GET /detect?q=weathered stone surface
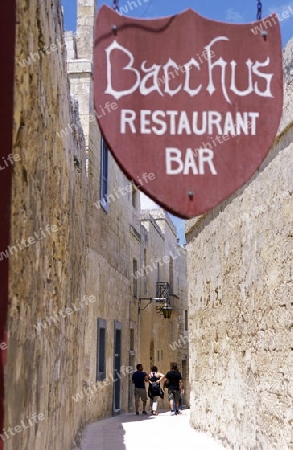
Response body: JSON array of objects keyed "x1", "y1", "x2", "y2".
[
  {"x1": 76, "y1": 0, "x2": 96, "y2": 60},
  {"x1": 186, "y1": 38, "x2": 293, "y2": 450},
  {"x1": 8, "y1": 0, "x2": 141, "y2": 444},
  {"x1": 280, "y1": 37, "x2": 293, "y2": 132},
  {"x1": 188, "y1": 145, "x2": 292, "y2": 448},
  {"x1": 187, "y1": 153, "x2": 293, "y2": 449},
  {"x1": 6, "y1": 0, "x2": 88, "y2": 449},
  {"x1": 6, "y1": 1, "x2": 188, "y2": 449}
]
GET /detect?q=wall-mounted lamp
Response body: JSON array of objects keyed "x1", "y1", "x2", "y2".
[
  {"x1": 138, "y1": 297, "x2": 173, "y2": 319},
  {"x1": 159, "y1": 300, "x2": 173, "y2": 319}
]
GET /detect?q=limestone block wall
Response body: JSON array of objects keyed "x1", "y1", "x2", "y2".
[
  {"x1": 6, "y1": 0, "x2": 89, "y2": 449},
  {"x1": 279, "y1": 39, "x2": 293, "y2": 133},
  {"x1": 67, "y1": 44, "x2": 142, "y2": 423},
  {"x1": 174, "y1": 245, "x2": 190, "y2": 407},
  {"x1": 79, "y1": 160, "x2": 141, "y2": 422},
  {"x1": 186, "y1": 39, "x2": 293, "y2": 450},
  {"x1": 5, "y1": 1, "x2": 187, "y2": 447},
  {"x1": 65, "y1": 0, "x2": 145, "y2": 422}
]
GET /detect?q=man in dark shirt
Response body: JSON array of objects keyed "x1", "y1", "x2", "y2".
[
  {"x1": 132, "y1": 363, "x2": 148, "y2": 415},
  {"x1": 164, "y1": 363, "x2": 184, "y2": 415}
]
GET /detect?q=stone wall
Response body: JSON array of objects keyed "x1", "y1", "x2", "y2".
[
  {"x1": 6, "y1": 0, "x2": 89, "y2": 449},
  {"x1": 65, "y1": 0, "x2": 143, "y2": 423},
  {"x1": 6, "y1": 1, "x2": 189, "y2": 448},
  {"x1": 7, "y1": 0, "x2": 141, "y2": 446},
  {"x1": 186, "y1": 39, "x2": 293, "y2": 450}
]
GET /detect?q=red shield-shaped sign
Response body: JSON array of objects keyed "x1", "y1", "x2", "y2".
[{"x1": 94, "y1": 6, "x2": 283, "y2": 219}]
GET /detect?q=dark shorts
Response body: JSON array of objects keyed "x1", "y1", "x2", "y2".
[{"x1": 168, "y1": 389, "x2": 181, "y2": 402}]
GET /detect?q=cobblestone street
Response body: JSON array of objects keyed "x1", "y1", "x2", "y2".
[{"x1": 81, "y1": 410, "x2": 225, "y2": 450}]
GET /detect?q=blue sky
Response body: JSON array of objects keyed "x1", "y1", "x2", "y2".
[
  {"x1": 62, "y1": 0, "x2": 293, "y2": 46},
  {"x1": 61, "y1": 0, "x2": 292, "y2": 243}
]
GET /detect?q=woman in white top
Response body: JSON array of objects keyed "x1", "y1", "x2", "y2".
[{"x1": 148, "y1": 365, "x2": 165, "y2": 415}]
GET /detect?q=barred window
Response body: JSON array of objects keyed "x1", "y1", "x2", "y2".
[
  {"x1": 100, "y1": 137, "x2": 109, "y2": 212},
  {"x1": 96, "y1": 318, "x2": 107, "y2": 381}
]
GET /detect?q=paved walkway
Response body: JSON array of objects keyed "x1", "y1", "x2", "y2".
[{"x1": 81, "y1": 410, "x2": 225, "y2": 450}]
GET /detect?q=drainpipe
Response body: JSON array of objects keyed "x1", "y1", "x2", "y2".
[{"x1": 0, "y1": 1, "x2": 16, "y2": 448}]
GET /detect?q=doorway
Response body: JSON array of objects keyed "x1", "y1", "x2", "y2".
[{"x1": 113, "y1": 321, "x2": 122, "y2": 414}]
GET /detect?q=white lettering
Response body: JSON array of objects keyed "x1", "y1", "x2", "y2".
[
  {"x1": 192, "y1": 112, "x2": 207, "y2": 135},
  {"x1": 208, "y1": 111, "x2": 222, "y2": 135},
  {"x1": 163, "y1": 59, "x2": 182, "y2": 96},
  {"x1": 140, "y1": 110, "x2": 151, "y2": 134},
  {"x1": 120, "y1": 109, "x2": 260, "y2": 136},
  {"x1": 166, "y1": 110, "x2": 178, "y2": 135},
  {"x1": 121, "y1": 109, "x2": 136, "y2": 133},
  {"x1": 183, "y1": 58, "x2": 202, "y2": 96},
  {"x1": 177, "y1": 111, "x2": 191, "y2": 135},
  {"x1": 152, "y1": 110, "x2": 167, "y2": 135},
  {"x1": 198, "y1": 149, "x2": 217, "y2": 175},
  {"x1": 105, "y1": 40, "x2": 140, "y2": 100},
  {"x1": 183, "y1": 148, "x2": 199, "y2": 174},
  {"x1": 235, "y1": 112, "x2": 248, "y2": 135},
  {"x1": 140, "y1": 61, "x2": 164, "y2": 96},
  {"x1": 205, "y1": 36, "x2": 230, "y2": 103},
  {"x1": 248, "y1": 112, "x2": 259, "y2": 135},
  {"x1": 230, "y1": 59, "x2": 253, "y2": 96},
  {"x1": 165, "y1": 147, "x2": 217, "y2": 175},
  {"x1": 166, "y1": 148, "x2": 184, "y2": 175},
  {"x1": 252, "y1": 58, "x2": 273, "y2": 98},
  {"x1": 104, "y1": 39, "x2": 274, "y2": 103},
  {"x1": 223, "y1": 112, "x2": 236, "y2": 135}
]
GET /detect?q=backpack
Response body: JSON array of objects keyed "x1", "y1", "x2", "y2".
[{"x1": 150, "y1": 372, "x2": 160, "y2": 396}]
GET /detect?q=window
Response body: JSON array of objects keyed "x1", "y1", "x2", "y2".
[
  {"x1": 150, "y1": 340, "x2": 154, "y2": 363},
  {"x1": 184, "y1": 310, "x2": 188, "y2": 331},
  {"x1": 143, "y1": 249, "x2": 147, "y2": 294},
  {"x1": 96, "y1": 318, "x2": 107, "y2": 381},
  {"x1": 114, "y1": 322, "x2": 122, "y2": 411},
  {"x1": 169, "y1": 257, "x2": 173, "y2": 294},
  {"x1": 100, "y1": 137, "x2": 109, "y2": 212},
  {"x1": 130, "y1": 329, "x2": 134, "y2": 352},
  {"x1": 157, "y1": 262, "x2": 160, "y2": 282},
  {"x1": 133, "y1": 259, "x2": 138, "y2": 298},
  {"x1": 132, "y1": 184, "x2": 137, "y2": 208}
]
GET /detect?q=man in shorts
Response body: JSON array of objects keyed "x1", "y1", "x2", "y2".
[
  {"x1": 165, "y1": 363, "x2": 184, "y2": 415},
  {"x1": 132, "y1": 363, "x2": 148, "y2": 415}
]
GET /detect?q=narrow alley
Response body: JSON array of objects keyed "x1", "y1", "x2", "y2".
[
  {"x1": 1, "y1": 0, "x2": 292, "y2": 449},
  {"x1": 81, "y1": 410, "x2": 225, "y2": 450}
]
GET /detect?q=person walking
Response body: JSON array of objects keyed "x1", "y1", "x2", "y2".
[
  {"x1": 148, "y1": 366, "x2": 164, "y2": 415},
  {"x1": 132, "y1": 363, "x2": 148, "y2": 415},
  {"x1": 164, "y1": 362, "x2": 184, "y2": 415}
]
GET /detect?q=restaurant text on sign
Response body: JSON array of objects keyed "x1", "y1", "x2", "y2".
[
  {"x1": 120, "y1": 111, "x2": 259, "y2": 136},
  {"x1": 94, "y1": 7, "x2": 283, "y2": 218},
  {"x1": 105, "y1": 36, "x2": 269, "y2": 176}
]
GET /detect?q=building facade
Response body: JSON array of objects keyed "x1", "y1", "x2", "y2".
[
  {"x1": 64, "y1": 0, "x2": 143, "y2": 426},
  {"x1": 138, "y1": 210, "x2": 189, "y2": 409}
]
